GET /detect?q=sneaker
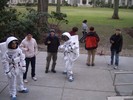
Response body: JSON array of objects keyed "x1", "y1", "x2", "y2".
[
  {"x1": 68, "y1": 76, "x2": 74, "y2": 82},
  {"x1": 86, "y1": 63, "x2": 90, "y2": 66},
  {"x1": 62, "y1": 71, "x2": 67, "y2": 75},
  {"x1": 114, "y1": 66, "x2": 118, "y2": 70},
  {"x1": 51, "y1": 69, "x2": 56, "y2": 73},
  {"x1": 23, "y1": 79, "x2": 28, "y2": 83},
  {"x1": 32, "y1": 77, "x2": 37, "y2": 81},
  {"x1": 108, "y1": 63, "x2": 113, "y2": 66},
  {"x1": 11, "y1": 95, "x2": 17, "y2": 100},
  {"x1": 19, "y1": 88, "x2": 29, "y2": 93},
  {"x1": 91, "y1": 63, "x2": 95, "y2": 66},
  {"x1": 45, "y1": 70, "x2": 49, "y2": 73}
]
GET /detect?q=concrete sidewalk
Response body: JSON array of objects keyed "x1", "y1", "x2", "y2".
[{"x1": 0, "y1": 51, "x2": 133, "y2": 100}]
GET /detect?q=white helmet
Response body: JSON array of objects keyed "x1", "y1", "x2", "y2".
[
  {"x1": 6, "y1": 36, "x2": 18, "y2": 49},
  {"x1": 62, "y1": 32, "x2": 71, "y2": 39}
]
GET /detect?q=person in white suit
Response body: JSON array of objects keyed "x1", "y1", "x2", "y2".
[
  {"x1": 59, "y1": 32, "x2": 79, "y2": 82},
  {"x1": 1, "y1": 36, "x2": 28, "y2": 100},
  {"x1": 0, "y1": 42, "x2": 6, "y2": 58}
]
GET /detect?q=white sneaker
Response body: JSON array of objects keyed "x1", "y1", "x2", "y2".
[
  {"x1": 32, "y1": 77, "x2": 37, "y2": 81},
  {"x1": 23, "y1": 79, "x2": 28, "y2": 83},
  {"x1": 114, "y1": 66, "x2": 118, "y2": 70}
]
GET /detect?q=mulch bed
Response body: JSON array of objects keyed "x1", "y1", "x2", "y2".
[{"x1": 123, "y1": 27, "x2": 133, "y2": 38}]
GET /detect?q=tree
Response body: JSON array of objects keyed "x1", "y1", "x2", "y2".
[
  {"x1": 112, "y1": 0, "x2": 119, "y2": 19},
  {"x1": 37, "y1": 0, "x2": 48, "y2": 27},
  {"x1": 93, "y1": 0, "x2": 96, "y2": 7},
  {"x1": 127, "y1": 0, "x2": 130, "y2": 9},
  {"x1": 56, "y1": 0, "x2": 61, "y2": 13},
  {"x1": 73, "y1": 0, "x2": 77, "y2": 7},
  {"x1": 109, "y1": 0, "x2": 113, "y2": 8}
]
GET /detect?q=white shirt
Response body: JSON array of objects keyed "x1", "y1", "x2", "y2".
[
  {"x1": 20, "y1": 37, "x2": 38, "y2": 58},
  {"x1": 82, "y1": 23, "x2": 88, "y2": 32}
]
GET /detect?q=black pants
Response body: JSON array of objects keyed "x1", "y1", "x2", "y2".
[
  {"x1": 46, "y1": 52, "x2": 57, "y2": 71},
  {"x1": 79, "y1": 31, "x2": 87, "y2": 43},
  {"x1": 23, "y1": 56, "x2": 36, "y2": 79}
]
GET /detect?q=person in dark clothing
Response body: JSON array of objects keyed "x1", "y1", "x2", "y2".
[
  {"x1": 69, "y1": 27, "x2": 78, "y2": 36},
  {"x1": 109, "y1": 29, "x2": 123, "y2": 69},
  {"x1": 85, "y1": 26, "x2": 100, "y2": 66},
  {"x1": 44, "y1": 29, "x2": 60, "y2": 73}
]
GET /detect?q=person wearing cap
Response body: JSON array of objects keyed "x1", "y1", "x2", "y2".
[
  {"x1": 2, "y1": 36, "x2": 29, "y2": 100},
  {"x1": 44, "y1": 29, "x2": 60, "y2": 73},
  {"x1": 20, "y1": 32, "x2": 38, "y2": 83},
  {"x1": 59, "y1": 32, "x2": 79, "y2": 82}
]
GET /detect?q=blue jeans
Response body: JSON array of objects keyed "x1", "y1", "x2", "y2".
[
  {"x1": 23, "y1": 56, "x2": 36, "y2": 79},
  {"x1": 111, "y1": 50, "x2": 119, "y2": 66}
]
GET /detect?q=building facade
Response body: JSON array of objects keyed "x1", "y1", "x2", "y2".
[{"x1": 9, "y1": 0, "x2": 133, "y2": 7}]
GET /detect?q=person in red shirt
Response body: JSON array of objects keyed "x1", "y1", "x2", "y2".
[{"x1": 69, "y1": 27, "x2": 78, "y2": 36}]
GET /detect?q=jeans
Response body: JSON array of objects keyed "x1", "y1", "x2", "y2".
[
  {"x1": 23, "y1": 56, "x2": 36, "y2": 79},
  {"x1": 111, "y1": 50, "x2": 119, "y2": 66}
]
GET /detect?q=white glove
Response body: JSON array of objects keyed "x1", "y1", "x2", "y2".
[
  {"x1": 7, "y1": 72, "x2": 12, "y2": 79},
  {"x1": 21, "y1": 66, "x2": 26, "y2": 73}
]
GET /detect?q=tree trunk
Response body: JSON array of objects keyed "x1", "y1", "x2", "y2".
[
  {"x1": 109, "y1": 0, "x2": 113, "y2": 8},
  {"x1": 73, "y1": 0, "x2": 77, "y2": 7},
  {"x1": 56, "y1": 0, "x2": 61, "y2": 13},
  {"x1": 127, "y1": 0, "x2": 130, "y2": 9},
  {"x1": 112, "y1": 0, "x2": 119, "y2": 19},
  {"x1": 38, "y1": 0, "x2": 48, "y2": 26},
  {"x1": 93, "y1": 0, "x2": 96, "y2": 8}
]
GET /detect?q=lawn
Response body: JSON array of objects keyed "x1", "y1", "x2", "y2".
[{"x1": 16, "y1": 6, "x2": 133, "y2": 55}]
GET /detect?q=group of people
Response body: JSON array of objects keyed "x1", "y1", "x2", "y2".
[
  {"x1": 0, "y1": 30, "x2": 80, "y2": 100},
  {"x1": 0, "y1": 33, "x2": 38, "y2": 100},
  {"x1": 44, "y1": 29, "x2": 79, "y2": 82},
  {"x1": 80, "y1": 19, "x2": 123, "y2": 69},
  {"x1": 0, "y1": 19, "x2": 123, "y2": 100}
]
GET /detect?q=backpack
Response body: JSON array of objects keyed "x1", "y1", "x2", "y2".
[{"x1": 85, "y1": 36, "x2": 98, "y2": 50}]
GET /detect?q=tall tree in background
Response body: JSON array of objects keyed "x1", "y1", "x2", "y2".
[
  {"x1": 109, "y1": 0, "x2": 113, "y2": 8},
  {"x1": 73, "y1": 0, "x2": 77, "y2": 7},
  {"x1": 56, "y1": 0, "x2": 61, "y2": 13},
  {"x1": 38, "y1": 0, "x2": 48, "y2": 26},
  {"x1": 112, "y1": 0, "x2": 119, "y2": 19},
  {"x1": 127, "y1": 0, "x2": 130, "y2": 8},
  {"x1": 93, "y1": 0, "x2": 96, "y2": 7}
]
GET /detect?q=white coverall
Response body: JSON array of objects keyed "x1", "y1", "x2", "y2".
[
  {"x1": 0, "y1": 42, "x2": 6, "y2": 58},
  {"x1": 1, "y1": 37, "x2": 27, "y2": 97},
  {"x1": 59, "y1": 32, "x2": 79, "y2": 82}
]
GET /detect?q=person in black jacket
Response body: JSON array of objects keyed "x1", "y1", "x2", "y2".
[
  {"x1": 109, "y1": 29, "x2": 123, "y2": 69},
  {"x1": 44, "y1": 29, "x2": 60, "y2": 73}
]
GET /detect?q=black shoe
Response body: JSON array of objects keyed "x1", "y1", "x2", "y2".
[
  {"x1": 91, "y1": 63, "x2": 95, "y2": 66},
  {"x1": 51, "y1": 70, "x2": 56, "y2": 73},
  {"x1": 45, "y1": 70, "x2": 49, "y2": 73},
  {"x1": 86, "y1": 63, "x2": 90, "y2": 66}
]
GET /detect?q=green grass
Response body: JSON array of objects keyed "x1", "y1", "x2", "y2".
[{"x1": 16, "y1": 6, "x2": 133, "y2": 49}]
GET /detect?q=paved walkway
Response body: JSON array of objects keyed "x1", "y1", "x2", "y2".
[{"x1": 0, "y1": 51, "x2": 133, "y2": 100}]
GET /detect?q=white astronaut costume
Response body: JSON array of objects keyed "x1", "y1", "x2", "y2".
[
  {"x1": 0, "y1": 42, "x2": 6, "y2": 58},
  {"x1": 59, "y1": 32, "x2": 79, "y2": 82},
  {"x1": 1, "y1": 37, "x2": 28, "y2": 100}
]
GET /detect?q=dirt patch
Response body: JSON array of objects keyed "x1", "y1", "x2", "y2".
[{"x1": 123, "y1": 27, "x2": 133, "y2": 38}]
